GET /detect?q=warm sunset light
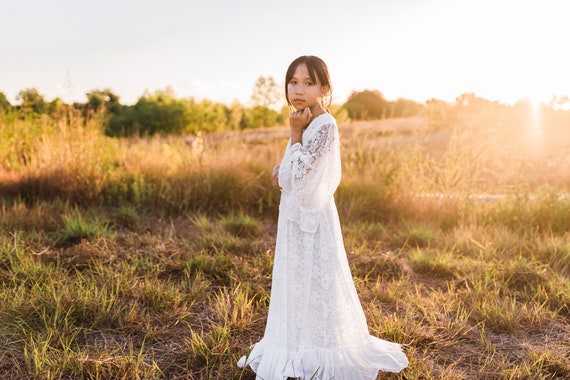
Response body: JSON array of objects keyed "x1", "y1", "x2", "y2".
[
  {"x1": 1, "y1": 0, "x2": 569, "y2": 106},
  {"x1": 525, "y1": 96, "x2": 543, "y2": 151},
  {"x1": 3, "y1": 2, "x2": 570, "y2": 378}
]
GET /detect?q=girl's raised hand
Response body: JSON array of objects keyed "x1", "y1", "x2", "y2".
[
  {"x1": 289, "y1": 107, "x2": 312, "y2": 144},
  {"x1": 290, "y1": 107, "x2": 313, "y2": 132}
]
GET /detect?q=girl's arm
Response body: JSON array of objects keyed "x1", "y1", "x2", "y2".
[
  {"x1": 278, "y1": 121, "x2": 337, "y2": 198},
  {"x1": 278, "y1": 119, "x2": 340, "y2": 233},
  {"x1": 273, "y1": 107, "x2": 314, "y2": 190}
]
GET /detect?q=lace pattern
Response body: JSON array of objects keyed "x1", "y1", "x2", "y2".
[{"x1": 278, "y1": 114, "x2": 341, "y2": 233}]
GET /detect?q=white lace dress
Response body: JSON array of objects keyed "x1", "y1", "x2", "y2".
[{"x1": 238, "y1": 113, "x2": 408, "y2": 379}]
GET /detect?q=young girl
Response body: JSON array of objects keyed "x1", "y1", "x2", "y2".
[{"x1": 238, "y1": 56, "x2": 408, "y2": 379}]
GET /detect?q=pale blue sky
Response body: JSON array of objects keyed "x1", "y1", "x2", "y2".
[{"x1": 1, "y1": 0, "x2": 568, "y2": 105}]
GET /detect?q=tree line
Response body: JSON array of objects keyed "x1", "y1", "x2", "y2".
[{"x1": 0, "y1": 77, "x2": 428, "y2": 137}]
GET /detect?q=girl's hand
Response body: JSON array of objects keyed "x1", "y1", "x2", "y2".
[
  {"x1": 289, "y1": 107, "x2": 313, "y2": 144},
  {"x1": 272, "y1": 164, "x2": 281, "y2": 190},
  {"x1": 290, "y1": 107, "x2": 313, "y2": 131}
]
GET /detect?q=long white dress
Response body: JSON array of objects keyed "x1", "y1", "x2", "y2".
[{"x1": 238, "y1": 113, "x2": 408, "y2": 379}]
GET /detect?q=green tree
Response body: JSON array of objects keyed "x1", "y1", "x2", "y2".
[
  {"x1": 86, "y1": 89, "x2": 122, "y2": 115},
  {"x1": 241, "y1": 76, "x2": 284, "y2": 129},
  {"x1": 16, "y1": 88, "x2": 47, "y2": 114},
  {"x1": 343, "y1": 90, "x2": 389, "y2": 120},
  {"x1": 107, "y1": 89, "x2": 190, "y2": 136},
  {"x1": 251, "y1": 76, "x2": 282, "y2": 110},
  {"x1": 186, "y1": 98, "x2": 230, "y2": 134},
  {"x1": 227, "y1": 100, "x2": 245, "y2": 130},
  {"x1": 47, "y1": 97, "x2": 71, "y2": 119},
  {"x1": 0, "y1": 92, "x2": 11, "y2": 112},
  {"x1": 242, "y1": 106, "x2": 281, "y2": 129}
]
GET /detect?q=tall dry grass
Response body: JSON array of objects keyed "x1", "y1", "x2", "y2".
[
  {"x1": 0, "y1": 111, "x2": 281, "y2": 215},
  {"x1": 2, "y1": 107, "x2": 570, "y2": 222}
]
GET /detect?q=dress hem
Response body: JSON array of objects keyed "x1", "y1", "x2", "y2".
[{"x1": 237, "y1": 336, "x2": 408, "y2": 380}]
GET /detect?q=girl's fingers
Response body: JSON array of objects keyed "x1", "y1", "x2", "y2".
[{"x1": 291, "y1": 108, "x2": 312, "y2": 124}]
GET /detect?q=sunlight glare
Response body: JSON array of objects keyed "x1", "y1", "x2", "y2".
[{"x1": 525, "y1": 95, "x2": 543, "y2": 154}]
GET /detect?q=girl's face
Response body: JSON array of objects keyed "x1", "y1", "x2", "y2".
[{"x1": 287, "y1": 63, "x2": 328, "y2": 111}]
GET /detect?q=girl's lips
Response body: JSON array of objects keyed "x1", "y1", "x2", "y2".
[{"x1": 293, "y1": 99, "x2": 304, "y2": 103}]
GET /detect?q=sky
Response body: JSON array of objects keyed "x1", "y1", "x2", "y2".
[{"x1": 1, "y1": 0, "x2": 569, "y2": 106}]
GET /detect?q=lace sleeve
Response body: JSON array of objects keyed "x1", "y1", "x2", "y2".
[
  {"x1": 277, "y1": 119, "x2": 341, "y2": 233},
  {"x1": 279, "y1": 122, "x2": 336, "y2": 196}
]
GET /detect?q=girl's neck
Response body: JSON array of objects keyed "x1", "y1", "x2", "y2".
[{"x1": 309, "y1": 103, "x2": 327, "y2": 117}]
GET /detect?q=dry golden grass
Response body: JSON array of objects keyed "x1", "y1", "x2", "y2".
[{"x1": 1, "y1": 106, "x2": 569, "y2": 379}]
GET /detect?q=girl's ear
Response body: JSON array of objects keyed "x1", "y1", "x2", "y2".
[{"x1": 320, "y1": 85, "x2": 330, "y2": 96}]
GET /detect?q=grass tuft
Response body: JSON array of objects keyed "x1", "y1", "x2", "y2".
[
  {"x1": 220, "y1": 212, "x2": 261, "y2": 238},
  {"x1": 53, "y1": 210, "x2": 112, "y2": 247}
]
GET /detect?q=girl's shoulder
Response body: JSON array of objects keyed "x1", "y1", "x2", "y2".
[
  {"x1": 304, "y1": 113, "x2": 338, "y2": 141},
  {"x1": 314, "y1": 112, "x2": 336, "y2": 125},
  {"x1": 310, "y1": 112, "x2": 337, "y2": 131}
]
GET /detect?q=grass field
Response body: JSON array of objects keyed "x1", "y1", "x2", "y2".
[{"x1": 1, "y1": 107, "x2": 569, "y2": 379}]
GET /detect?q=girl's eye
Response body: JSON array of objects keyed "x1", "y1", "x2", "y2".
[{"x1": 305, "y1": 82, "x2": 313, "y2": 86}]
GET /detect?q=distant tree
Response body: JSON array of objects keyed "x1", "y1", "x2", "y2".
[
  {"x1": 425, "y1": 98, "x2": 456, "y2": 130},
  {"x1": 329, "y1": 104, "x2": 350, "y2": 125},
  {"x1": 549, "y1": 95, "x2": 570, "y2": 111},
  {"x1": 86, "y1": 89, "x2": 122, "y2": 115},
  {"x1": 186, "y1": 98, "x2": 230, "y2": 134},
  {"x1": 343, "y1": 90, "x2": 390, "y2": 120},
  {"x1": 227, "y1": 100, "x2": 245, "y2": 130},
  {"x1": 242, "y1": 105, "x2": 282, "y2": 129},
  {"x1": 455, "y1": 92, "x2": 497, "y2": 111},
  {"x1": 0, "y1": 92, "x2": 11, "y2": 112},
  {"x1": 251, "y1": 76, "x2": 282, "y2": 110},
  {"x1": 390, "y1": 98, "x2": 425, "y2": 118},
  {"x1": 47, "y1": 97, "x2": 71, "y2": 118},
  {"x1": 107, "y1": 89, "x2": 190, "y2": 136},
  {"x1": 105, "y1": 84, "x2": 287, "y2": 137},
  {"x1": 16, "y1": 88, "x2": 47, "y2": 114}
]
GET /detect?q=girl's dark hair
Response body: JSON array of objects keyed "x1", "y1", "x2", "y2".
[{"x1": 285, "y1": 55, "x2": 332, "y2": 108}]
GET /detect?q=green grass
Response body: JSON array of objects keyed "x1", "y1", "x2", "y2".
[
  {"x1": 1, "y1": 109, "x2": 569, "y2": 378},
  {"x1": 53, "y1": 209, "x2": 112, "y2": 246}
]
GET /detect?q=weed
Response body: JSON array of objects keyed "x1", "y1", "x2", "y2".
[
  {"x1": 53, "y1": 210, "x2": 112, "y2": 246},
  {"x1": 220, "y1": 212, "x2": 261, "y2": 238},
  {"x1": 408, "y1": 248, "x2": 457, "y2": 279}
]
